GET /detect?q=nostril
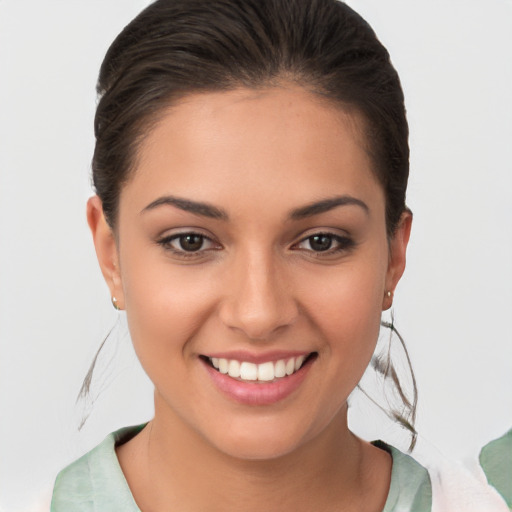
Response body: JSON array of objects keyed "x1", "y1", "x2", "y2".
[{"x1": 219, "y1": 302, "x2": 298, "y2": 340}]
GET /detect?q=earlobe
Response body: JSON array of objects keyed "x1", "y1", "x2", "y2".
[
  {"x1": 383, "y1": 210, "x2": 413, "y2": 311},
  {"x1": 86, "y1": 196, "x2": 124, "y2": 309}
]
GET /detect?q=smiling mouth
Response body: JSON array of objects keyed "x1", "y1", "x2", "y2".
[{"x1": 201, "y1": 353, "x2": 317, "y2": 382}]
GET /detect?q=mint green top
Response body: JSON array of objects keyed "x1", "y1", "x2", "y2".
[
  {"x1": 480, "y1": 428, "x2": 512, "y2": 508},
  {"x1": 51, "y1": 425, "x2": 432, "y2": 512}
]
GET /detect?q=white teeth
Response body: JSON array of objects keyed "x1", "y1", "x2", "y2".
[
  {"x1": 218, "y1": 358, "x2": 229, "y2": 374},
  {"x1": 208, "y1": 354, "x2": 310, "y2": 381},
  {"x1": 240, "y1": 362, "x2": 258, "y2": 380},
  {"x1": 258, "y1": 361, "x2": 275, "y2": 382},
  {"x1": 274, "y1": 359, "x2": 286, "y2": 378},
  {"x1": 228, "y1": 359, "x2": 240, "y2": 378},
  {"x1": 294, "y1": 355, "x2": 305, "y2": 371}
]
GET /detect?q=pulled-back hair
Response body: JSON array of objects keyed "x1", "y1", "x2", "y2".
[
  {"x1": 89, "y1": 0, "x2": 416, "y2": 447},
  {"x1": 93, "y1": 0, "x2": 409, "y2": 238}
]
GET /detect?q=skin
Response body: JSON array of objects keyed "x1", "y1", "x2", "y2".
[{"x1": 88, "y1": 86, "x2": 412, "y2": 511}]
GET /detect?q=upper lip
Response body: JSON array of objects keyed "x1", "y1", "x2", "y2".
[{"x1": 201, "y1": 350, "x2": 314, "y2": 364}]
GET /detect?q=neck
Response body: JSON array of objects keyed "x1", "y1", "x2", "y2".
[{"x1": 118, "y1": 393, "x2": 390, "y2": 512}]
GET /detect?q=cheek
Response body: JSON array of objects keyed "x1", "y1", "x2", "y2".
[
  {"x1": 301, "y1": 255, "x2": 387, "y2": 363},
  {"x1": 119, "y1": 248, "x2": 218, "y2": 364}
]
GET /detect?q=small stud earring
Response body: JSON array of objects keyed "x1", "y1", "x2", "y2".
[
  {"x1": 111, "y1": 296, "x2": 120, "y2": 311},
  {"x1": 386, "y1": 290, "x2": 393, "y2": 298}
]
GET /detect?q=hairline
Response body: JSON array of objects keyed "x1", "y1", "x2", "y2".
[{"x1": 104, "y1": 81, "x2": 385, "y2": 228}]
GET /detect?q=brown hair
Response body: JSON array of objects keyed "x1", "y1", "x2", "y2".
[
  {"x1": 93, "y1": 0, "x2": 409, "y2": 237},
  {"x1": 87, "y1": 0, "x2": 416, "y2": 447}
]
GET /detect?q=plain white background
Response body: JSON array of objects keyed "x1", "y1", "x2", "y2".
[{"x1": 0, "y1": 1, "x2": 511, "y2": 510}]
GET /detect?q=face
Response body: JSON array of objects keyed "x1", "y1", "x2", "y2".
[{"x1": 89, "y1": 86, "x2": 411, "y2": 460}]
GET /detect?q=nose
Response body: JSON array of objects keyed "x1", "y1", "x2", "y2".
[{"x1": 218, "y1": 249, "x2": 299, "y2": 340}]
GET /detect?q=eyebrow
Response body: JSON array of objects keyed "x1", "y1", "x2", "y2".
[
  {"x1": 141, "y1": 195, "x2": 228, "y2": 220},
  {"x1": 141, "y1": 194, "x2": 368, "y2": 221},
  {"x1": 289, "y1": 195, "x2": 369, "y2": 219}
]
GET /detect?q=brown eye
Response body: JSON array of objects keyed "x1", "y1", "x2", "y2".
[
  {"x1": 178, "y1": 234, "x2": 204, "y2": 251},
  {"x1": 158, "y1": 232, "x2": 219, "y2": 255},
  {"x1": 308, "y1": 234, "x2": 333, "y2": 252},
  {"x1": 294, "y1": 232, "x2": 355, "y2": 255}
]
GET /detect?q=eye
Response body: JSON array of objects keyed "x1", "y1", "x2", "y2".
[
  {"x1": 293, "y1": 232, "x2": 354, "y2": 254},
  {"x1": 174, "y1": 233, "x2": 207, "y2": 252},
  {"x1": 305, "y1": 234, "x2": 335, "y2": 252},
  {"x1": 157, "y1": 232, "x2": 220, "y2": 255}
]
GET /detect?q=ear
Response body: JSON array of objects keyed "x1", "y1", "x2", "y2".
[
  {"x1": 383, "y1": 210, "x2": 412, "y2": 311},
  {"x1": 87, "y1": 196, "x2": 124, "y2": 309}
]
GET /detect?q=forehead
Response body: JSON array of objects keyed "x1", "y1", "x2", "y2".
[{"x1": 123, "y1": 86, "x2": 383, "y2": 216}]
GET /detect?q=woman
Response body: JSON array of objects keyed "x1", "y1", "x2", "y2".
[{"x1": 52, "y1": 0, "x2": 429, "y2": 509}]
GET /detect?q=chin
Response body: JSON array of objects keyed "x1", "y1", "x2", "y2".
[
  {"x1": 217, "y1": 437, "x2": 300, "y2": 461},
  {"x1": 205, "y1": 417, "x2": 318, "y2": 461}
]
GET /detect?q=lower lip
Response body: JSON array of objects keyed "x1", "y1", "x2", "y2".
[{"x1": 203, "y1": 358, "x2": 313, "y2": 406}]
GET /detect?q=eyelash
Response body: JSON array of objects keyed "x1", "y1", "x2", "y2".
[
  {"x1": 157, "y1": 232, "x2": 221, "y2": 259},
  {"x1": 292, "y1": 232, "x2": 355, "y2": 256},
  {"x1": 156, "y1": 231, "x2": 355, "y2": 259}
]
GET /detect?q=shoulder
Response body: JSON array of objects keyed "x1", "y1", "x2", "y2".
[
  {"x1": 51, "y1": 425, "x2": 144, "y2": 512},
  {"x1": 373, "y1": 441, "x2": 432, "y2": 512},
  {"x1": 480, "y1": 428, "x2": 512, "y2": 508}
]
